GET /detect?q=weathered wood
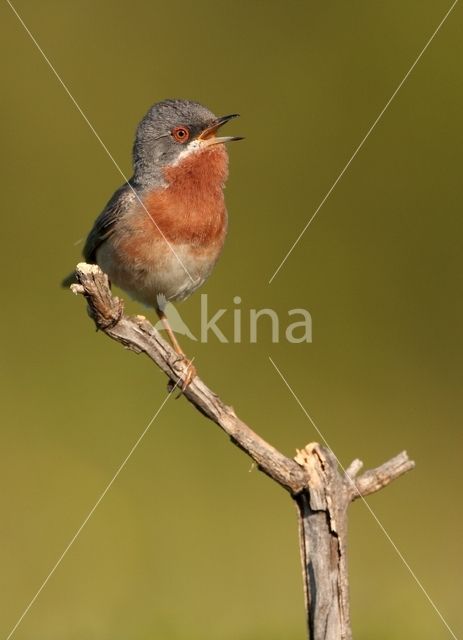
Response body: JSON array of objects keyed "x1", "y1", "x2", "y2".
[
  {"x1": 294, "y1": 444, "x2": 414, "y2": 639},
  {"x1": 71, "y1": 263, "x2": 307, "y2": 494},
  {"x1": 295, "y1": 445, "x2": 351, "y2": 639},
  {"x1": 69, "y1": 262, "x2": 415, "y2": 640},
  {"x1": 348, "y1": 450, "x2": 415, "y2": 501}
]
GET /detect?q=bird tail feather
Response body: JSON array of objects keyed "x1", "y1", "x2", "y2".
[{"x1": 61, "y1": 271, "x2": 77, "y2": 288}]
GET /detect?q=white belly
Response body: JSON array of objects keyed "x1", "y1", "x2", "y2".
[{"x1": 96, "y1": 242, "x2": 219, "y2": 308}]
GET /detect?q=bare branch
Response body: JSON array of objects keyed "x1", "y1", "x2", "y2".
[
  {"x1": 70, "y1": 262, "x2": 416, "y2": 640},
  {"x1": 348, "y1": 451, "x2": 415, "y2": 501},
  {"x1": 345, "y1": 458, "x2": 363, "y2": 479},
  {"x1": 71, "y1": 263, "x2": 307, "y2": 494}
]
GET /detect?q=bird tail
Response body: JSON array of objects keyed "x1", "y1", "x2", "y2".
[{"x1": 61, "y1": 271, "x2": 77, "y2": 288}]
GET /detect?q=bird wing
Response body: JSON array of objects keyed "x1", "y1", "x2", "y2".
[{"x1": 83, "y1": 183, "x2": 137, "y2": 263}]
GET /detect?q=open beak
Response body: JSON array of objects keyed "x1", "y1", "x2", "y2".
[{"x1": 197, "y1": 114, "x2": 244, "y2": 146}]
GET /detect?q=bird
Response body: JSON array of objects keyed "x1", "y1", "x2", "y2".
[{"x1": 63, "y1": 98, "x2": 242, "y2": 387}]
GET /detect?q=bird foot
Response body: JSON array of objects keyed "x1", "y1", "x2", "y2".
[{"x1": 167, "y1": 355, "x2": 197, "y2": 396}]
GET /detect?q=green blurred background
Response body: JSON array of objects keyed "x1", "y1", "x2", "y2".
[{"x1": 1, "y1": 1, "x2": 462, "y2": 638}]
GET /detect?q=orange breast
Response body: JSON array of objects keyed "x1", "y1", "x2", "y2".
[
  {"x1": 113, "y1": 144, "x2": 229, "y2": 273},
  {"x1": 97, "y1": 145, "x2": 231, "y2": 304},
  {"x1": 143, "y1": 144, "x2": 228, "y2": 246}
]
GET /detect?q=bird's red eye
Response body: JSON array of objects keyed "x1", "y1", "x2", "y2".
[{"x1": 172, "y1": 126, "x2": 190, "y2": 143}]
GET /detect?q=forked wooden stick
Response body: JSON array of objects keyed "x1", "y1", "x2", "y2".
[{"x1": 70, "y1": 262, "x2": 415, "y2": 640}]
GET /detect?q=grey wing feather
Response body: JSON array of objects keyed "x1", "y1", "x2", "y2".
[{"x1": 83, "y1": 183, "x2": 136, "y2": 263}]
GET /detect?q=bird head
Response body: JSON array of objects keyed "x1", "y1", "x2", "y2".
[{"x1": 133, "y1": 99, "x2": 242, "y2": 187}]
